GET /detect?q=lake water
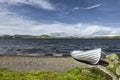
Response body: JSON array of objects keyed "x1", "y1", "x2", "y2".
[{"x1": 0, "y1": 39, "x2": 120, "y2": 56}]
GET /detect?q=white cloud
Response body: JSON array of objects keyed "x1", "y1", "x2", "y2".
[
  {"x1": 73, "y1": 7, "x2": 79, "y2": 10},
  {"x1": 81, "y1": 4, "x2": 102, "y2": 10},
  {"x1": 29, "y1": 0, "x2": 56, "y2": 10},
  {"x1": 0, "y1": 6, "x2": 120, "y2": 36},
  {"x1": 0, "y1": 14, "x2": 119, "y2": 36},
  {"x1": 0, "y1": 0, "x2": 56, "y2": 10},
  {"x1": 29, "y1": 23, "x2": 120, "y2": 36}
]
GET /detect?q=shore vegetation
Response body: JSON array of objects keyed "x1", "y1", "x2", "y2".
[{"x1": 0, "y1": 67, "x2": 112, "y2": 80}]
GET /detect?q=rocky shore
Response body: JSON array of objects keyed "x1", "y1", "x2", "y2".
[{"x1": 0, "y1": 56, "x2": 91, "y2": 72}]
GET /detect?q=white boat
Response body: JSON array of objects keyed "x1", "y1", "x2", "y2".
[{"x1": 70, "y1": 48, "x2": 102, "y2": 64}]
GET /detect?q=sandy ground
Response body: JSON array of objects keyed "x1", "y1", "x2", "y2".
[{"x1": 0, "y1": 56, "x2": 91, "y2": 72}]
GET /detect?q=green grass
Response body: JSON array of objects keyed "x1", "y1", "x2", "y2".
[{"x1": 0, "y1": 67, "x2": 112, "y2": 80}]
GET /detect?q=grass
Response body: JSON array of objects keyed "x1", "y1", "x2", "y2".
[{"x1": 0, "y1": 67, "x2": 112, "y2": 80}]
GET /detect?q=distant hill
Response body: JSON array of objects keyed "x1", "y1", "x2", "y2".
[{"x1": 0, "y1": 34, "x2": 120, "y2": 39}]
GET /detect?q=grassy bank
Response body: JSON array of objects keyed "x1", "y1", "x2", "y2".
[
  {"x1": 0, "y1": 67, "x2": 111, "y2": 80},
  {"x1": 0, "y1": 55, "x2": 120, "y2": 80}
]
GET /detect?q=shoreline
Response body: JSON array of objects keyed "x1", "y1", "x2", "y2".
[
  {"x1": 0, "y1": 53, "x2": 71, "y2": 57},
  {"x1": 0, "y1": 55, "x2": 91, "y2": 72}
]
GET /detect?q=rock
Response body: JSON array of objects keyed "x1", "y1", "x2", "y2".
[
  {"x1": 113, "y1": 60, "x2": 120, "y2": 65},
  {"x1": 108, "y1": 60, "x2": 120, "y2": 67},
  {"x1": 106, "y1": 53, "x2": 119, "y2": 60},
  {"x1": 116, "y1": 66, "x2": 120, "y2": 76},
  {"x1": 96, "y1": 65, "x2": 118, "y2": 80},
  {"x1": 81, "y1": 69, "x2": 91, "y2": 73}
]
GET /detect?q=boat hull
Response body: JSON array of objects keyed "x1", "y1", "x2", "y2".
[{"x1": 70, "y1": 48, "x2": 102, "y2": 64}]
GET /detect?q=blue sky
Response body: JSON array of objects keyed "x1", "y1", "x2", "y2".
[{"x1": 0, "y1": 0, "x2": 120, "y2": 36}]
